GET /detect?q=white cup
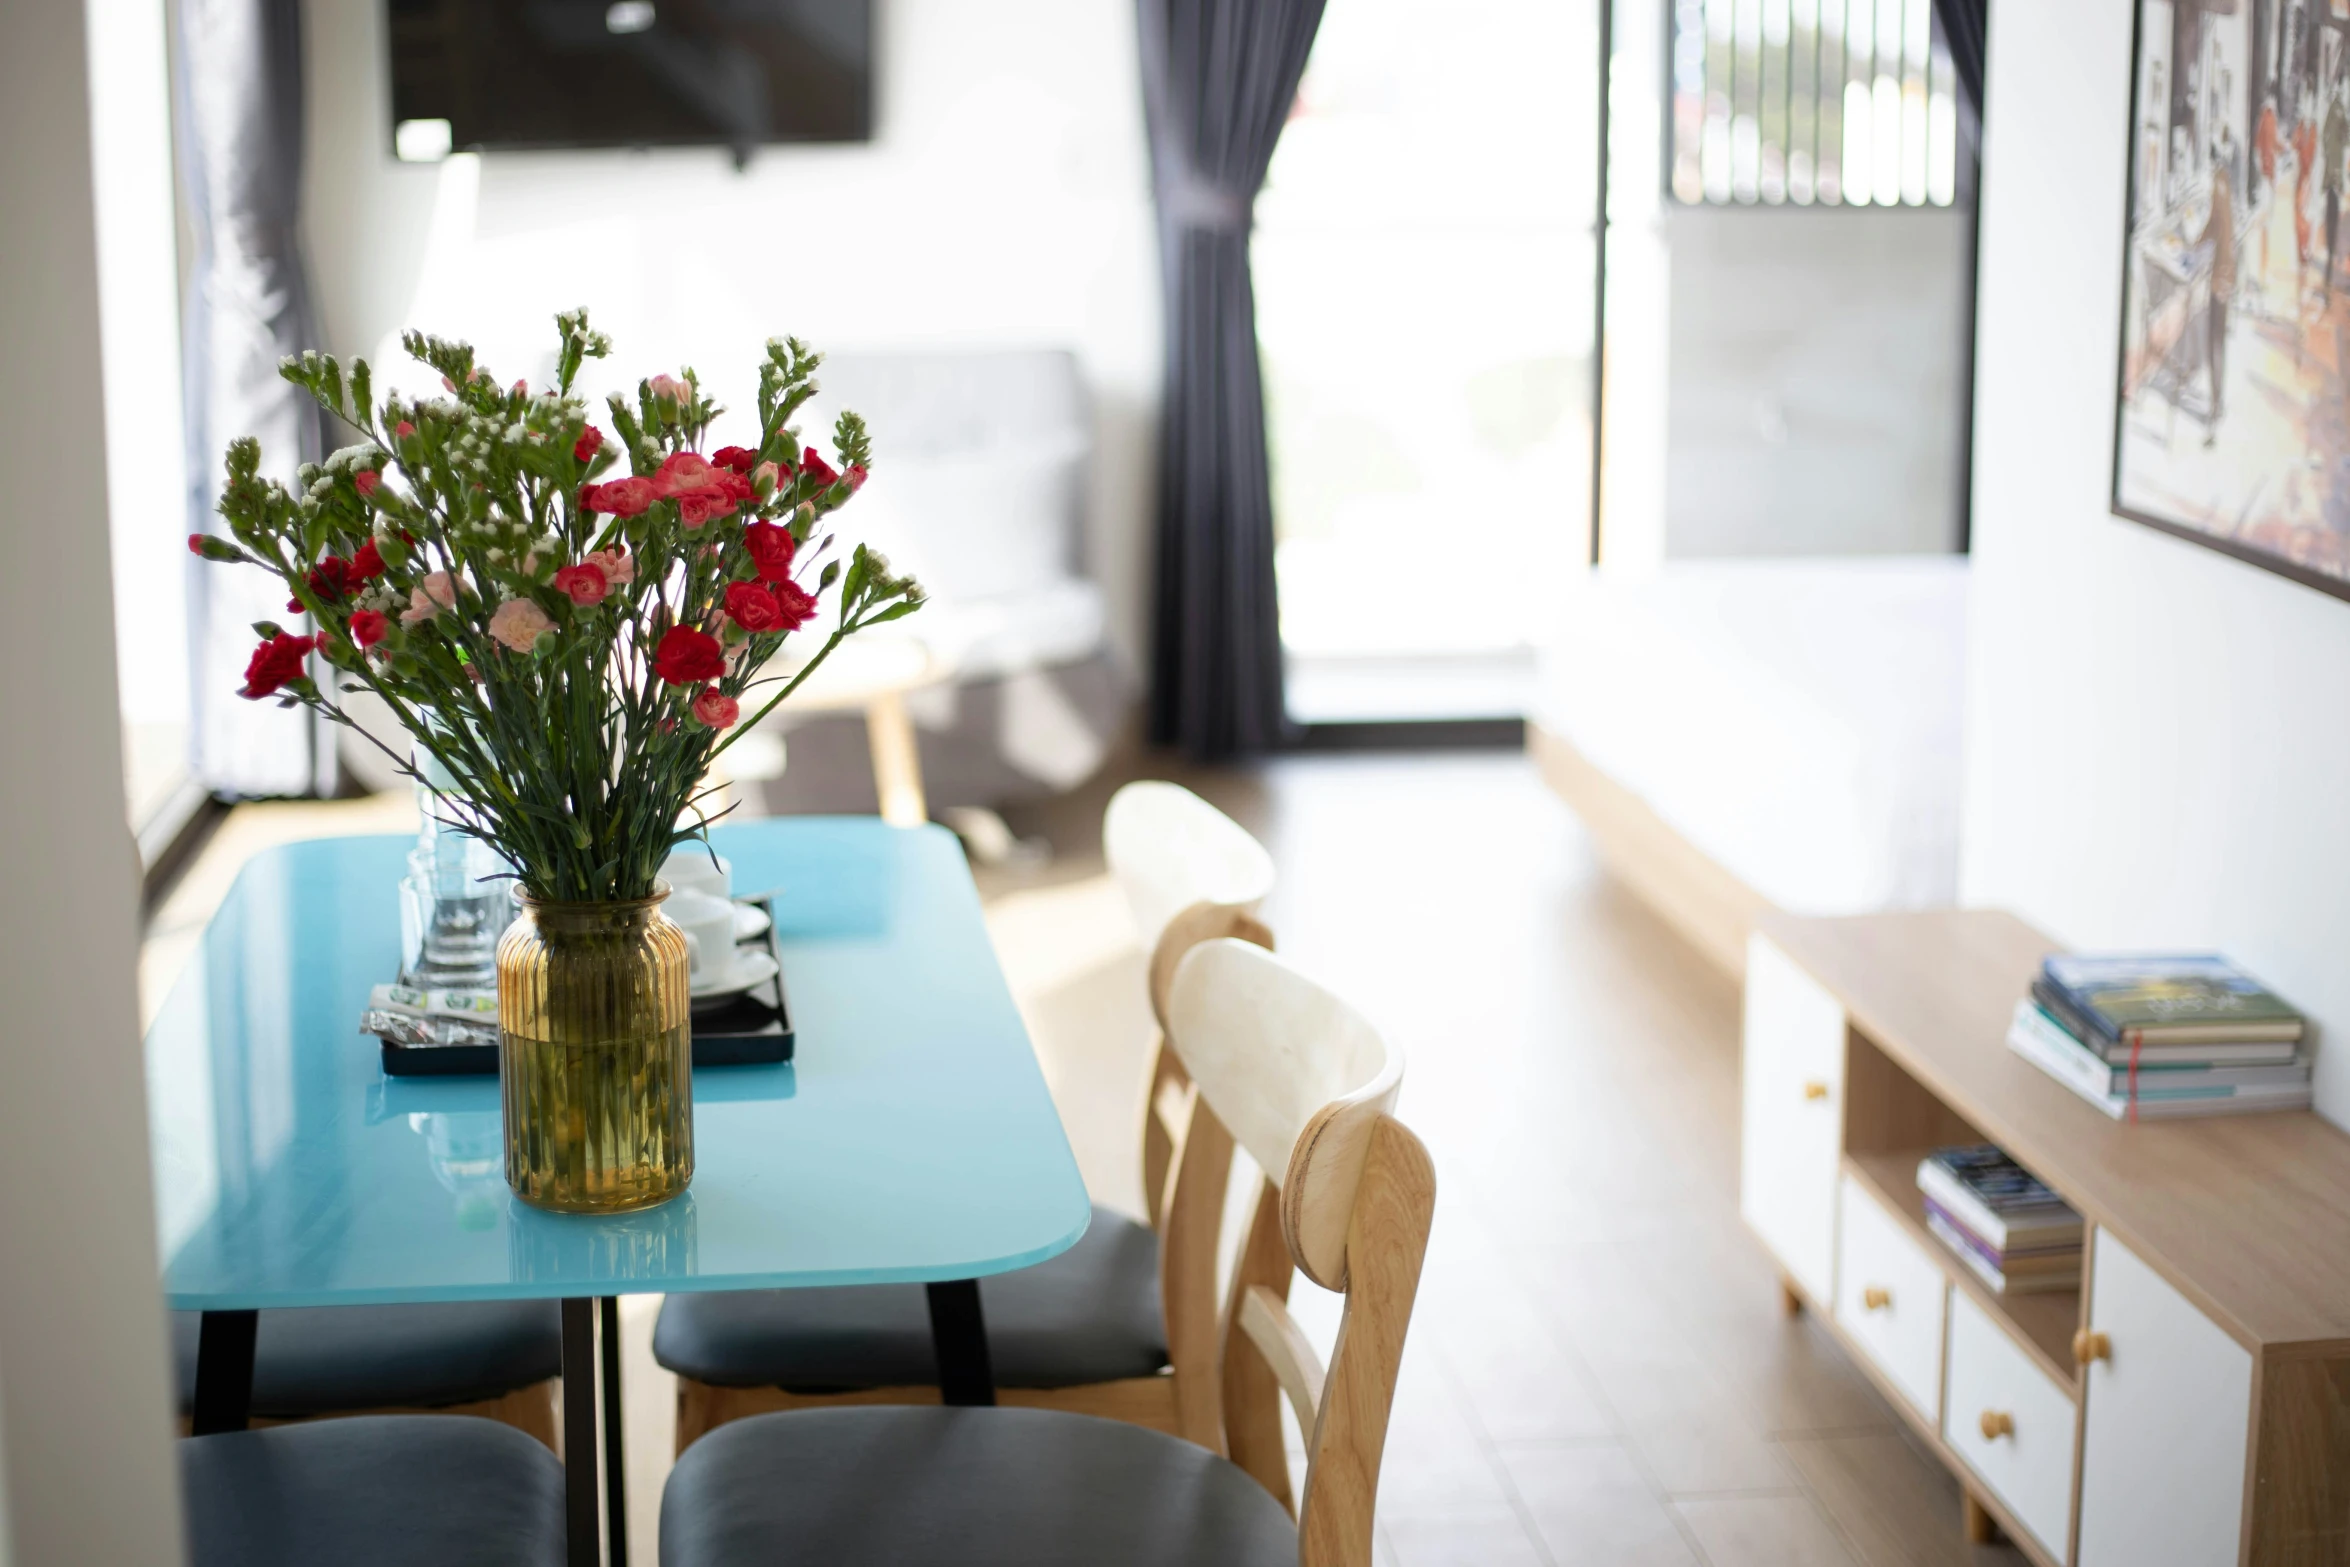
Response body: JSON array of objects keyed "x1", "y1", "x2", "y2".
[
  {"x1": 667, "y1": 888, "x2": 739, "y2": 981},
  {"x1": 662, "y1": 850, "x2": 732, "y2": 904}
]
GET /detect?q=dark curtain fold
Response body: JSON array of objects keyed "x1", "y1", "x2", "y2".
[
  {"x1": 178, "y1": 0, "x2": 332, "y2": 796},
  {"x1": 1930, "y1": 0, "x2": 1987, "y2": 121},
  {"x1": 1137, "y1": 0, "x2": 1326, "y2": 761}
]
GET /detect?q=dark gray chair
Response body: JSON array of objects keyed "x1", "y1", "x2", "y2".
[
  {"x1": 657, "y1": 782, "x2": 1279, "y2": 1453},
  {"x1": 170, "y1": 1302, "x2": 561, "y2": 1440},
  {"x1": 662, "y1": 1406, "x2": 1296, "y2": 1567},
  {"x1": 181, "y1": 1414, "x2": 565, "y2": 1567},
  {"x1": 659, "y1": 941, "x2": 1437, "y2": 1567}
]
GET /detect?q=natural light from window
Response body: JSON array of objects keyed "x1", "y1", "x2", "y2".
[{"x1": 1255, "y1": 0, "x2": 1597, "y2": 715}]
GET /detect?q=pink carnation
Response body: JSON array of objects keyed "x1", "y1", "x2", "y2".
[
  {"x1": 488, "y1": 597, "x2": 556, "y2": 654},
  {"x1": 401, "y1": 571, "x2": 457, "y2": 624},
  {"x1": 691, "y1": 686, "x2": 740, "y2": 729},
  {"x1": 585, "y1": 547, "x2": 634, "y2": 586}
]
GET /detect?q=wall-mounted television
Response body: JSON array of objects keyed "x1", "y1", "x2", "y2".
[{"x1": 387, "y1": 0, "x2": 873, "y2": 161}]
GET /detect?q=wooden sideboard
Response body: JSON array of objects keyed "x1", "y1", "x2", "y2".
[{"x1": 1740, "y1": 909, "x2": 2350, "y2": 1567}]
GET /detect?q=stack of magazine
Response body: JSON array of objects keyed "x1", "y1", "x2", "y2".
[
  {"x1": 2007, "y1": 954, "x2": 2310, "y2": 1121},
  {"x1": 1916, "y1": 1145, "x2": 2082, "y2": 1295}
]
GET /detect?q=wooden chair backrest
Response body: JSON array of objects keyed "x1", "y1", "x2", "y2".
[
  {"x1": 1166, "y1": 940, "x2": 1433, "y2": 1567},
  {"x1": 1102, "y1": 781, "x2": 1275, "y2": 1452}
]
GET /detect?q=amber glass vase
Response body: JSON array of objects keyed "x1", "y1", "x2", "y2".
[{"x1": 497, "y1": 889, "x2": 694, "y2": 1213}]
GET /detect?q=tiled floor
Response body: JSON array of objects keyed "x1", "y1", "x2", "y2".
[{"x1": 147, "y1": 748, "x2": 2026, "y2": 1566}]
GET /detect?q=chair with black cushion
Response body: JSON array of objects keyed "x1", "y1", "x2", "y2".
[
  {"x1": 180, "y1": 1413, "x2": 566, "y2": 1567},
  {"x1": 658, "y1": 780, "x2": 1276, "y2": 1451},
  {"x1": 170, "y1": 1302, "x2": 562, "y2": 1447},
  {"x1": 660, "y1": 937, "x2": 1431, "y2": 1567}
]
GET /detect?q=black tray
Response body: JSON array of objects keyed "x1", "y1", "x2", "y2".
[{"x1": 380, "y1": 896, "x2": 793, "y2": 1076}]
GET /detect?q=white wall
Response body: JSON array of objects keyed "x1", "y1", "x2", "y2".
[
  {"x1": 301, "y1": 0, "x2": 1163, "y2": 671},
  {"x1": 1665, "y1": 203, "x2": 1970, "y2": 558},
  {"x1": 0, "y1": 0, "x2": 187, "y2": 1557},
  {"x1": 1962, "y1": 2, "x2": 2350, "y2": 1130}
]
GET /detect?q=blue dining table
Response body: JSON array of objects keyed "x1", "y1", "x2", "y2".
[{"x1": 144, "y1": 818, "x2": 1091, "y2": 1567}]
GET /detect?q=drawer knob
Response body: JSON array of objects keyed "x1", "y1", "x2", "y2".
[
  {"x1": 1979, "y1": 1410, "x2": 2014, "y2": 1441},
  {"x1": 1802, "y1": 1079, "x2": 1830, "y2": 1101},
  {"x1": 2073, "y1": 1329, "x2": 2111, "y2": 1365},
  {"x1": 1861, "y1": 1286, "x2": 1892, "y2": 1311}
]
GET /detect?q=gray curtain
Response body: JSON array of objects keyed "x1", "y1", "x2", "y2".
[
  {"x1": 178, "y1": 0, "x2": 332, "y2": 796},
  {"x1": 1138, "y1": 0, "x2": 1325, "y2": 761}
]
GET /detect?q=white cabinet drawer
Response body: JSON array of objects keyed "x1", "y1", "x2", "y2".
[
  {"x1": 1834, "y1": 1174, "x2": 1947, "y2": 1421},
  {"x1": 1944, "y1": 1290, "x2": 2076, "y2": 1559},
  {"x1": 1740, "y1": 935, "x2": 1845, "y2": 1303},
  {"x1": 2075, "y1": 1229, "x2": 2253, "y2": 1567}
]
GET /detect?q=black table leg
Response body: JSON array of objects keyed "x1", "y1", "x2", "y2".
[
  {"x1": 925, "y1": 1280, "x2": 996, "y2": 1407},
  {"x1": 600, "y1": 1296, "x2": 628, "y2": 1567},
  {"x1": 190, "y1": 1309, "x2": 258, "y2": 1435},
  {"x1": 560, "y1": 1298, "x2": 598, "y2": 1567}
]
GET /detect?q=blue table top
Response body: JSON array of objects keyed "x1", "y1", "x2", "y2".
[{"x1": 146, "y1": 820, "x2": 1090, "y2": 1309}]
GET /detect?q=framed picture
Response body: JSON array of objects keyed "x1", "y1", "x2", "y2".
[{"x1": 2112, "y1": 0, "x2": 2350, "y2": 602}]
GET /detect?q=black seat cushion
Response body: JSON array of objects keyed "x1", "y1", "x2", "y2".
[
  {"x1": 182, "y1": 1414, "x2": 565, "y2": 1567},
  {"x1": 171, "y1": 1302, "x2": 562, "y2": 1418},
  {"x1": 654, "y1": 1204, "x2": 1166, "y2": 1390},
  {"x1": 662, "y1": 1406, "x2": 1297, "y2": 1567}
]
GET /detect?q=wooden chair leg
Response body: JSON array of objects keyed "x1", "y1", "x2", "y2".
[{"x1": 865, "y1": 690, "x2": 926, "y2": 827}]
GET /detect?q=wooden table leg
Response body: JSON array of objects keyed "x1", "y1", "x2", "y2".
[
  {"x1": 561, "y1": 1298, "x2": 599, "y2": 1567},
  {"x1": 865, "y1": 690, "x2": 927, "y2": 827},
  {"x1": 926, "y1": 1280, "x2": 996, "y2": 1407},
  {"x1": 600, "y1": 1297, "x2": 628, "y2": 1567},
  {"x1": 190, "y1": 1309, "x2": 258, "y2": 1435}
]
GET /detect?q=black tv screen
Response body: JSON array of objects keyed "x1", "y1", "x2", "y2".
[{"x1": 387, "y1": 0, "x2": 873, "y2": 157}]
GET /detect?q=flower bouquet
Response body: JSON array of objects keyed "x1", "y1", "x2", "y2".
[{"x1": 191, "y1": 310, "x2": 922, "y2": 1210}]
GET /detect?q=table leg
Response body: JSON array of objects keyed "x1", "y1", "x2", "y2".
[
  {"x1": 925, "y1": 1280, "x2": 996, "y2": 1407},
  {"x1": 560, "y1": 1298, "x2": 598, "y2": 1567},
  {"x1": 190, "y1": 1309, "x2": 258, "y2": 1435},
  {"x1": 600, "y1": 1297, "x2": 628, "y2": 1567}
]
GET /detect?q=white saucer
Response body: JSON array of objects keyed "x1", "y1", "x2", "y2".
[
  {"x1": 690, "y1": 948, "x2": 779, "y2": 999},
  {"x1": 732, "y1": 902, "x2": 771, "y2": 941}
]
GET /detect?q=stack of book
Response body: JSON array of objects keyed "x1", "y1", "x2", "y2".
[
  {"x1": 2007, "y1": 954, "x2": 2311, "y2": 1121},
  {"x1": 1916, "y1": 1145, "x2": 2082, "y2": 1295}
]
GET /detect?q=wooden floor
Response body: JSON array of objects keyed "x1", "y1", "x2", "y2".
[{"x1": 148, "y1": 749, "x2": 2025, "y2": 1566}]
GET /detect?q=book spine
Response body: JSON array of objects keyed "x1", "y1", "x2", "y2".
[
  {"x1": 2010, "y1": 1004, "x2": 2132, "y2": 1108},
  {"x1": 1915, "y1": 1160, "x2": 2015, "y2": 1249},
  {"x1": 2031, "y1": 975, "x2": 2118, "y2": 1045}
]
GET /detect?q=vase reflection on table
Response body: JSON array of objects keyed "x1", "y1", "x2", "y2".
[{"x1": 188, "y1": 310, "x2": 924, "y2": 1212}]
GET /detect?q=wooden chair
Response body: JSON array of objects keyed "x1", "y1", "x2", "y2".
[
  {"x1": 656, "y1": 779, "x2": 1275, "y2": 1451},
  {"x1": 657, "y1": 937, "x2": 1433, "y2": 1567}
]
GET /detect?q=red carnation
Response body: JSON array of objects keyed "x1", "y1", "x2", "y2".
[
  {"x1": 351, "y1": 540, "x2": 386, "y2": 582},
  {"x1": 574, "y1": 425, "x2": 605, "y2": 463},
  {"x1": 724, "y1": 580, "x2": 787, "y2": 633},
  {"x1": 348, "y1": 609, "x2": 389, "y2": 649},
  {"x1": 712, "y1": 446, "x2": 757, "y2": 474},
  {"x1": 238, "y1": 632, "x2": 317, "y2": 699},
  {"x1": 773, "y1": 579, "x2": 821, "y2": 631},
  {"x1": 653, "y1": 625, "x2": 726, "y2": 686},
  {"x1": 653, "y1": 452, "x2": 721, "y2": 497},
  {"x1": 552, "y1": 562, "x2": 610, "y2": 607},
  {"x1": 293, "y1": 554, "x2": 355, "y2": 612},
  {"x1": 800, "y1": 447, "x2": 841, "y2": 488},
  {"x1": 187, "y1": 533, "x2": 206, "y2": 555},
  {"x1": 581, "y1": 477, "x2": 657, "y2": 518},
  {"x1": 743, "y1": 521, "x2": 796, "y2": 582},
  {"x1": 354, "y1": 470, "x2": 380, "y2": 497},
  {"x1": 847, "y1": 463, "x2": 869, "y2": 492},
  {"x1": 394, "y1": 420, "x2": 416, "y2": 439}
]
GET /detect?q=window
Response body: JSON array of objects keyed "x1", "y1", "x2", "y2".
[{"x1": 1670, "y1": 0, "x2": 1960, "y2": 207}]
